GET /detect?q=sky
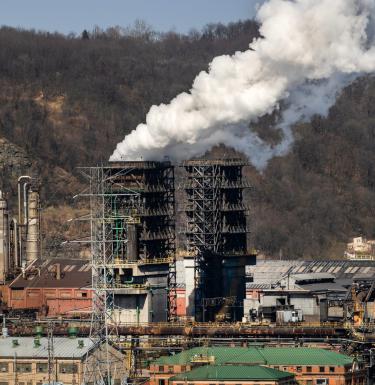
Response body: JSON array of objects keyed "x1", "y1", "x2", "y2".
[{"x1": 0, "y1": 0, "x2": 261, "y2": 35}]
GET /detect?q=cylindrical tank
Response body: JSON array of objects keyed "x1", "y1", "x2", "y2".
[
  {"x1": 25, "y1": 189, "x2": 40, "y2": 264},
  {"x1": 127, "y1": 223, "x2": 138, "y2": 262},
  {"x1": 0, "y1": 191, "x2": 9, "y2": 283}
]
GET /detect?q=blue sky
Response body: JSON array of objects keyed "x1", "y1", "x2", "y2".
[{"x1": 0, "y1": 0, "x2": 261, "y2": 35}]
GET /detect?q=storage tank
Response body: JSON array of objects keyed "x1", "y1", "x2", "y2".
[
  {"x1": 25, "y1": 189, "x2": 40, "y2": 263},
  {"x1": 0, "y1": 191, "x2": 9, "y2": 283}
]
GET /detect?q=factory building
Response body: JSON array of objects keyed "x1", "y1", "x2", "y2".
[
  {"x1": 4, "y1": 258, "x2": 92, "y2": 318},
  {"x1": 245, "y1": 260, "x2": 375, "y2": 323},
  {"x1": 0, "y1": 336, "x2": 125, "y2": 385},
  {"x1": 182, "y1": 159, "x2": 256, "y2": 322},
  {"x1": 150, "y1": 347, "x2": 366, "y2": 385}
]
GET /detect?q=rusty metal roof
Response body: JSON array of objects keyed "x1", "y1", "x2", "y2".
[{"x1": 9, "y1": 258, "x2": 92, "y2": 289}]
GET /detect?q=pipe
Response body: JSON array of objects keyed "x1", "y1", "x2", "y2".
[
  {"x1": 12, "y1": 218, "x2": 19, "y2": 268},
  {"x1": 17, "y1": 176, "x2": 31, "y2": 224},
  {"x1": 23, "y1": 182, "x2": 30, "y2": 226},
  {"x1": 0, "y1": 191, "x2": 9, "y2": 283}
]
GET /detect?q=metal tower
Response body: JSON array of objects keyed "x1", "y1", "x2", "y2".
[
  {"x1": 80, "y1": 165, "x2": 140, "y2": 385},
  {"x1": 183, "y1": 159, "x2": 255, "y2": 322}
]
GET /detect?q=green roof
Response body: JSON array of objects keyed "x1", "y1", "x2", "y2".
[
  {"x1": 170, "y1": 365, "x2": 294, "y2": 381},
  {"x1": 154, "y1": 347, "x2": 353, "y2": 367}
]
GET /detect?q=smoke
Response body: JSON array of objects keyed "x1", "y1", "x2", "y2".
[{"x1": 110, "y1": 0, "x2": 375, "y2": 169}]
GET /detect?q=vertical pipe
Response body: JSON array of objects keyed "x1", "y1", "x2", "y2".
[
  {"x1": 23, "y1": 182, "x2": 29, "y2": 226},
  {"x1": 12, "y1": 219, "x2": 19, "y2": 268},
  {"x1": 0, "y1": 191, "x2": 9, "y2": 283}
]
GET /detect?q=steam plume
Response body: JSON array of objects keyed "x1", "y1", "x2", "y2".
[{"x1": 110, "y1": 0, "x2": 375, "y2": 169}]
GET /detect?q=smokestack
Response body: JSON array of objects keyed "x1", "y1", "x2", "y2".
[
  {"x1": 0, "y1": 191, "x2": 9, "y2": 283},
  {"x1": 25, "y1": 189, "x2": 40, "y2": 264}
]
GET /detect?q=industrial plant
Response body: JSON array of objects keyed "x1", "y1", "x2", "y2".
[{"x1": 0, "y1": 160, "x2": 374, "y2": 385}]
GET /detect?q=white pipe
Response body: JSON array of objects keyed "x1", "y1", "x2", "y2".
[
  {"x1": 17, "y1": 176, "x2": 31, "y2": 224},
  {"x1": 23, "y1": 182, "x2": 30, "y2": 226},
  {"x1": 12, "y1": 218, "x2": 19, "y2": 268}
]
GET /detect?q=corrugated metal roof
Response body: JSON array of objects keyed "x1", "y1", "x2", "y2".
[
  {"x1": 0, "y1": 337, "x2": 94, "y2": 358},
  {"x1": 10, "y1": 258, "x2": 92, "y2": 289},
  {"x1": 154, "y1": 347, "x2": 353, "y2": 367},
  {"x1": 170, "y1": 365, "x2": 293, "y2": 381}
]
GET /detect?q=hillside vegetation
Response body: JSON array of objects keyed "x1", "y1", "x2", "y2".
[{"x1": 0, "y1": 22, "x2": 374, "y2": 258}]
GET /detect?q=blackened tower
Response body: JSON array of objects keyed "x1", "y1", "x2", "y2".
[{"x1": 183, "y1": 159, "x2": 255, "y2": 321}]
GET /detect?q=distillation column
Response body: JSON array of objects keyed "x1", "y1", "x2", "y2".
[
  {"x1": 25, "y1": 189, "x2": 40, "y2": 263},
  {"x1": 0, "y1": 191, "x2": 9, "y2": 283}
]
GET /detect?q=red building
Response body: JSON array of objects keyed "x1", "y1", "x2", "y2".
[{"x1": 4, "y1": 258, "x2": 92, "y2": 318}]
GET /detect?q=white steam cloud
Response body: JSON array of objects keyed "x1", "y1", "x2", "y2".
[{"x1": 110, "y1": 0, "x2": 375, "y2": 169}]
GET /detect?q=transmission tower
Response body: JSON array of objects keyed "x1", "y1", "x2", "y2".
[{"x1": 80, "y1": 166, "x2": 140, "y2": 385}]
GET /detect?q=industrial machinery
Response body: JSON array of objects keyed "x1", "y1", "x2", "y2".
[{"x1": 0, "y1": 176, "x2": 40, "y2": 285}]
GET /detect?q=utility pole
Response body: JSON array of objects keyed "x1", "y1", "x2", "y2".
[{"x1": 47, "y1": 321, "x2": 55, "y2": 385}]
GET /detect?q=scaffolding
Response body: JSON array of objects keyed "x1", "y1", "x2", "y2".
[
  {"x1": 79, "y1": 162, "x2": 177, "y2": 383},
  {"x1": 182, "y1": 159, "x2": 253, "y2": 322}
]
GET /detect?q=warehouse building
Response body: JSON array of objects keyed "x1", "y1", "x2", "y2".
[
  {"x1": 3, "y1": 258, "x2": 92, "y2": 318},
  {"x1": 149, "y1": 347, "x2": 365, "y2": 385}
]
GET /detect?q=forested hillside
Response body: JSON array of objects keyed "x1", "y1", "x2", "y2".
[{"x1": 0, "y1": 21, "x2": 374, "y2": 258}]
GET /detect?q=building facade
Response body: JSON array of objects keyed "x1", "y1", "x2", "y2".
[
  {"x1": 149, "y1": 347, "x2": 365, "y2": 385},
  {"x1": 0, "y1": 336, "x2": 125, "y2": 385}
]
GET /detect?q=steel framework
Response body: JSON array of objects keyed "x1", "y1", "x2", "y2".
[
  {"x1": 79, "y1": 161, "x2": 177, "y2": 384},
  {"x1": 81, "y1": 165, "x2": 139, "y2": 385},
  {"x1": 183, "y1": 159, "x2": 252, "y2": 321}
]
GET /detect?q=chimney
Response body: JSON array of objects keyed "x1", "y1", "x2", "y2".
[{"x1": 56, "y1": 263, "x2": 61, "y2": 280}]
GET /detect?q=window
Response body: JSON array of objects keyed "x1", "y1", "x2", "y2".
[
  {"x1": 168, "y1": 366, "x2": 174, "y2": 373},
  {"x1": 316, "y1": 379, "x2": 328, "y2": 385},
  {"x1": 181, "y1": 365, "x2": 186, "y2": 372},
  {"x1": 158, "y1": 366, "x2": 164, "y2": 373},
  {"x1": 306, "y1": 381, "x2": 313, "y2": 385},
  {"x1": 274, "y1": 366, "x2": 280, "y2": 370},
  {"x1": 59, "y1": 363, "x2": 78, "y2": 374},
  {"x1": 37, "y1": 363, "x2": 48, "y2": 373},
  {"x1": 319, "y1": 367, "x2": 325, "y2": 373},
  {"x1": 283, "y1": 367, "x2": 288, "y2": 371},
  {"x1": 329, "y1": 367, "x2": 335, "y2": 373},
  {"x1": 306, "y1": 367, "x2": 312, "y2": 373},
  {"x1": 297, "y1": 366, "x2": 302, "y2": 372},
  {"x1": 0, "y1": 363, "x2": 8, "y2": 372},
  {"x1": 159, "y1": 380, "x2": 165, "y2": 385},
  {"x1": 16, "y1": 363, "x2": 32, "y2": 373}
]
